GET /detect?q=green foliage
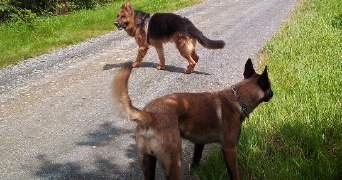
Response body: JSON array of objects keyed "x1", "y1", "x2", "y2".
[
  {"x1": 195, "y1": 0, "x2": 342, "y2": 179},
  {"x1": 0, "y1": 0, "x2": 118, "y2": 24},
  {"x1": 0, "y1": 3, "x2": 19, "y2": 24}
]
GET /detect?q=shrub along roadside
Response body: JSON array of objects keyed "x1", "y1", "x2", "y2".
[
  {"x1": 0, "y1": 0, "x2": 204, "y2": 69},
  {"x1": 193, "y1": 0, "x2": 342, "y2": 179},
  {"x1": 0, "y1": 0, "x2": 114, "y2": 24}
]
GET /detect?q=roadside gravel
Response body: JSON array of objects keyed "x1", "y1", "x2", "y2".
[{"x1": 0, "y1": 0, "x2": 296, "y2": 179}]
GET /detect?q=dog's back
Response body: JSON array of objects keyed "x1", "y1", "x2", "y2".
[{"x1": 148, "y1": 13, "x2": 225, "y2": 49}]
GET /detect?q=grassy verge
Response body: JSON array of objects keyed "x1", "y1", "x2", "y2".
[
  {"x1": 0, "y1": 0, "x2": 204, "y2": 69},
  {"x1": 194, "y1": 0, "x2": 342, "y2": 179}
]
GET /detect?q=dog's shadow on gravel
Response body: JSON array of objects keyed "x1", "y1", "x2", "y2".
[
  {"x1": 33, "y1": 122, "x2": 197, "y2": 179},
  {"x1": 103, "y1": 62, "x2": 210, "y2": 75}
]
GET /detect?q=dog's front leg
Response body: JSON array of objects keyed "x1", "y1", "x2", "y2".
[
  {"x1": 191, "y1": 144, "x2": 205, "y2": 168},
  {"x1": 222, "y1": 146, "x2": 240, "y2": 180},
  {"x1": 153, "y1": 43, "x2": 166, "y2": 70},
  {"x1": 133, "y1": 46, "x2": 149, "y2": 68},
  {"x1": 221, "y1": 123, "x2": 241, "y2": 180}
]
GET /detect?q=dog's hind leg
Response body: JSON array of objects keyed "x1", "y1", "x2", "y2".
[
  {"x1": 162, "y1": 152, "x2": 182, "y2": 180},
  {"x1": 191, "y1": 144, "x2": 204, "y2": 168},
  {"x1": 190, "y1": 40, "x2": 199, "y2": 63},
  {"x1": 191, "y1": 49, "x2": 199, "y2": 63},
  {"x1": 141, "y1": 154, "x2": 157, "y2": 180},
  {"x1": 176, "y1": 37, "x2": 197, "y2": 74},
  {"x1": 162, "y1": 157, "x2": 182, "y2": 180},
  {"x1": 158, "y1": 132, "x2": 182, "y2": 180}
]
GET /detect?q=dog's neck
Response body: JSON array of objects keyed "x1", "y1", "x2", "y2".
[
  {"x1": 126, "y1": 10, "x2": 150, "y2": 37},
  {"x1": 231, "y1": 85, "x2": 249, "y2": 118},
  {"x1": 230, "y1": 83, "x2": 265, "y2": 119}
]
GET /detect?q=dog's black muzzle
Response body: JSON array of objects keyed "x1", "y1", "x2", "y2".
[
  {"x1": 263, "y1": 90, "x2": 273, "y2": 102},
  {"x1": 114, "y1": 21, "x2": 128, "y2": 30},
  {"x1": 114, "y1": 21, "x2": 119, "y2": 27}
]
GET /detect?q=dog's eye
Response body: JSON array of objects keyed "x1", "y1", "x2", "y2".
[{"x1": 122, "y1": 16, "x2": 126, "y2": 19}]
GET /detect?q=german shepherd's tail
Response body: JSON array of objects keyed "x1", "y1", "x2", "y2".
[
  {"x1": 188, "y1": 24, "x2": 226, "y2": 49},
  {"x1": 112, "y1": 62, "x2": 153, "y2": 126}
]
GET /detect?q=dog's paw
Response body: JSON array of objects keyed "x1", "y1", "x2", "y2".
[
  {"x1": 183, "y1": 69, "x2": 192, "y2": 74},
  {"x1": 132, "y1": 62, "x2": 140, "y2": 68},
  {"x1": 156, "y1": 65, "x2": 165, "y2": 70},
  {"x1": 190, "y1": 162, "x2": 200, "y2": 170}
]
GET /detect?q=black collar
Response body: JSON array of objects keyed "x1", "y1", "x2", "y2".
[{"x1": 230, "y1": 85, "x2": 249, "y2": 118}]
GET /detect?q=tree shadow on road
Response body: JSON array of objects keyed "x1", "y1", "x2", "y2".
[
  {"x1": 34, "y1": 122, "x2": 143, "y2": 180},
  {"x1": 34, "y1": 122, "x2": 199, "y2": 180},
  {"x1": 76, "y1": 122, "x2": 131, "y2": 147},
  {"x1": 35, "y1": 154, "x2": 132, "y2": 180},
  {"x1": 103, "y1": 62, "x2": 210, "y2": 75}
]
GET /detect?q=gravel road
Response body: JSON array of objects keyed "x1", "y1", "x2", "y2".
[{"x1": 0, "y1": 0, "x2": 296, "y2": 179}]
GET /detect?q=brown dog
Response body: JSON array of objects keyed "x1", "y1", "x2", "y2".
[
  {"x1": 114, "y1": 0, "x2": 226, "y2": 74},
  {"x1": 112, "y1": 58, "x2": 273, "y2": 179}
]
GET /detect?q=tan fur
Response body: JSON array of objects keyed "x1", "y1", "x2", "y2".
[
  {"x1": 148, "y1": 34, "x2": 199, "y2": 73},
  {"x1": 112, "y1": 59, "x2": 273, "y2": 180}
]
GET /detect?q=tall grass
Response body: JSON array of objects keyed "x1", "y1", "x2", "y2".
[
  {"x1": 194, "y1": 0, "x2": 342, "y2": 179},
  {"x1": 0, "y1": 0, "x2": 204, "y2": 69}
]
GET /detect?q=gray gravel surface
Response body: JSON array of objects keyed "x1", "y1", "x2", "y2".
[{"x1": 0, "y1": 0, "x2": 296, "y2": 179}]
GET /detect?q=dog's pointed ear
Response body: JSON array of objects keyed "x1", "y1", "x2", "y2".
[
  {"x1": 258, "y1": 66, "x2": 270, "y2": 91},
  {"x1": 126, "y1": 0, "x2": 133, "y2": 13},
  {"x1": 244, "y1": 58, "x2": 256, "y2": 79},
  {"x1": 121, "y1": 2, "x2": 126, "y2": 9}
]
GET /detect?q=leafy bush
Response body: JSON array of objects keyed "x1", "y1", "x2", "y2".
[
  {"x1": 0, "y1": 0, "x2": 116, "y2": 24},
  {"x1": 0, "y1": 3, "x2": 19, "y2": 24}
]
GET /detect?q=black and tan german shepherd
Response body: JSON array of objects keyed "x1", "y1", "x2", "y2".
[
  {"x1": 112, "y1": 59, "x2": 273, "y2": 179},
  {"x1": 114, "y1": 0, "x2": 226, "y2": 73}
]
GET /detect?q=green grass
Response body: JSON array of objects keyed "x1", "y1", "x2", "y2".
[
  {"x1": 194, "y1": 0, "x2": 342, "y2": 179},
  {"x1": 0, "y1": 0, "x2": 204, "y2": 69}
]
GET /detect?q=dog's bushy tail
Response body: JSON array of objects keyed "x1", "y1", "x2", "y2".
[
  {"x1": 188, "y1": 25, "x2": 226, "y2": 49},
  {"x1": 112, "y1": 62, "x2": 153, "y2": 126}
]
